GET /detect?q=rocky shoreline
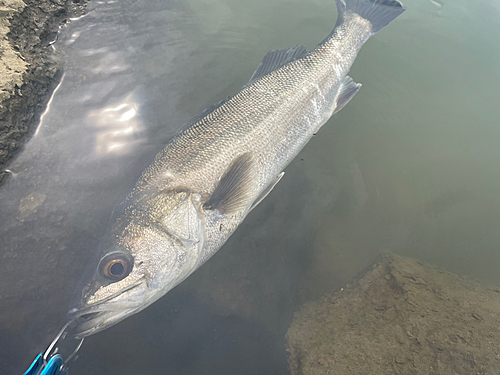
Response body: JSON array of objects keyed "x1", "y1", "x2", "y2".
[{"x1": 0, "y1": 0, "x2": 88, "y2": 183}]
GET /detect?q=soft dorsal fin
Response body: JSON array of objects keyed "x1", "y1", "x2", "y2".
[
  {"x1": 333, "y1": 76, "x2": 362, "y2": 114},
  {"x1": 177, "y1": 46, "x2": 308, "y2": 135},
  {"x1": 248, "y1": 45, "x2": 309, "y2": 84},
  {"x1": 204, "y1": 153, "x2": 255, "y2": 214}
]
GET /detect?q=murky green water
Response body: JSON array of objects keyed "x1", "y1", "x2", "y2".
[{"x1": 1, "y1": 0, "x2": 500, "y2": 374}]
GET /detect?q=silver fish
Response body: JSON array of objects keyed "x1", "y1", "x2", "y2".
[{"x1": 68, "y1": 0, "x2": 405, "y2": 337}]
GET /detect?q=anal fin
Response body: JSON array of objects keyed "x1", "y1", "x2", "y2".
[
  {"x1": 333, "y1": 76, "x2": 362, "y2": 115},
  {"x1": 204, "y1": 153, "x2": 255, "y2": 214}
]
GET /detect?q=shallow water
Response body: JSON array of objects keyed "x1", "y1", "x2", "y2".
[{"x1": 1, "y1": 0, "x2": 500, "y2": 373}]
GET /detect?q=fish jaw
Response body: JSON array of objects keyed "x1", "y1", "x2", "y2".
[
  {"x1": 67, "y1": 0, "x2": 406, "y2": 338},
  {"x1": 68, "y1": 191, "x2": 205, "y2": 337},
  {"x1": 68, "y1": 278, "x2": 151, "y2": 338}
]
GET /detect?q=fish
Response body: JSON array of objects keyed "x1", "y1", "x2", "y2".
[{"x1": 68, "y1": 0, "x2": 405, "y2": 337}]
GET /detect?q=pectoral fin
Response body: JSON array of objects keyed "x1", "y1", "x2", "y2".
[
  {"x1": 249, "y1": 172, "x2": 284, "y2": 212},
  {"x1": 333, "y1": 76, "x2": 361, "y2": 115},
  {"x1": 204, "y1": 153, "x2": 255, "y2": 214}
]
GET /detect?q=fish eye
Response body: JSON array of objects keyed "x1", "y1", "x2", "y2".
[{"x1": 99, "y1": 252, "x2": 133, "y2": 281}]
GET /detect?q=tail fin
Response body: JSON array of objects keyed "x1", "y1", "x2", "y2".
[{"x1": 335, "y1": 0, "x2": 405, "y2": 34}]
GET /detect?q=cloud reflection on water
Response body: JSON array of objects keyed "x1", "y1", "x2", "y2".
[{"x1": 90, "y1": 94, "x2": 143, "y2": 155}]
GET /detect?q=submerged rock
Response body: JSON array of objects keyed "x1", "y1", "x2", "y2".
[{"x1": 286, "y1": 254, "x2": 500, "y2": 375}]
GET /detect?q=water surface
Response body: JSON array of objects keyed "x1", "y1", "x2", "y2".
[{"x1": 1, "y1": 0, "x2": 500, "y2": 374}]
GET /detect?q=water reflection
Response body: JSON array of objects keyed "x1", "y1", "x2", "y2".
[
  {"x1": 1, "y1": 0, "x2": 500, "y2": 374},
  {"x1": 35, "y1": 73, "x2": 66, "y2": 137},
  {"x1": 0, "y1": 0, "x2": 207, "y2": 373},
  {"x1": 91, "y1": 95, "x2": 142, "y2": 155}
]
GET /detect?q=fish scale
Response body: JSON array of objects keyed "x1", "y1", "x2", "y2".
[
  {"x1": 69, "y1": 0, "x2": 405, "y2": 338},
  {"x1": 142, "y1": 19, "x2": 368, "y2": 198}
]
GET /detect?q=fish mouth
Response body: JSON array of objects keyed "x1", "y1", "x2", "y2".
[
  {"x1": 68, "y1": 308, "x2": 139, "y2": 338},
  {"x1": 68, "y1": 279, "x2": 146, "y2": 338}
]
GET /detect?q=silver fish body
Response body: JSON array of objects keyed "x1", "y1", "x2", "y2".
[{"x1": 69, "y1": 0, "x2": 405, "y2": 337}]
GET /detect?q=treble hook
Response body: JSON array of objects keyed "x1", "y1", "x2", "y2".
[
  {"x1": 23, "y1": 320, "x2": 84, "y2": 375},
  {"x1": 43, "y1": 319, "x2": 84, "y2": 371}
]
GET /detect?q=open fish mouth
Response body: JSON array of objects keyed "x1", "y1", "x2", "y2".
[
  {"x1": 68, "y1": 279, "x2": 147, "y2": 338},
  {"x1": 68, "y1": 308, "x2": 137, "y2": 338}
]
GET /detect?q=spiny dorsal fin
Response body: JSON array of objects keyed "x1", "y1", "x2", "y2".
[
  {"x1": 204, "y1": 153, "x2": 255, "y2": 214},
  {"x1": 333, "y1": 76, "x2": 362, "y2": 114},
  {"x1": 248, "y1": 45, "x2": 309, "y2": 84},
  {"x1": 175, "y1": 98, "x2": 228, "y2": 135}
]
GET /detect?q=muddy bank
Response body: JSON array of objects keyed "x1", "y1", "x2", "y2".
[
  {"x1": 0, "y1": 0, "x2": 87, "y2": 182},
  {"x1": 286, "y1": 254, "x2": 500, "y2": 375}
]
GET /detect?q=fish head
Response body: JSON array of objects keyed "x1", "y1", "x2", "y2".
[{"x1": 68, "y1": 190, "x2": 204, "y2": 337}]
